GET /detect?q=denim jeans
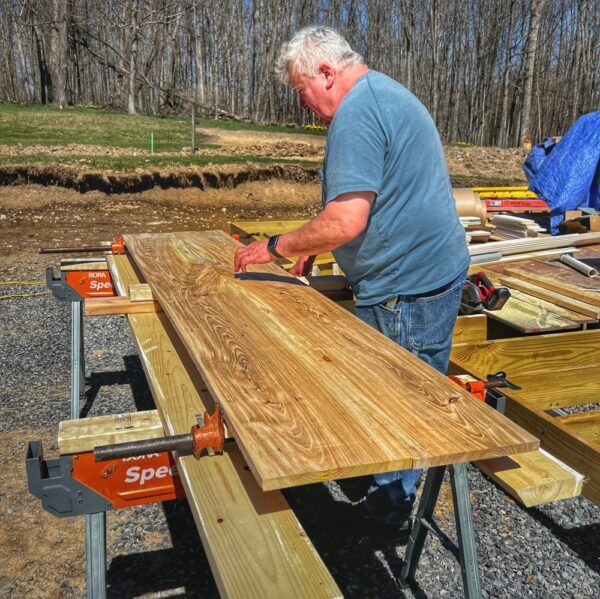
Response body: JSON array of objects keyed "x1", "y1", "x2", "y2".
[{"x1": 351, "y1": 268, "x2": 467, "y2": 524}]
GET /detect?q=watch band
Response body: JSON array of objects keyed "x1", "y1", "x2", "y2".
[{"x1": 267, "y1": 234, "x2": 284, "y2": 259}]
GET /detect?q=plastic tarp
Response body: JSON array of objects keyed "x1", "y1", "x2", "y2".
[{"x1": 523, "y1": 111, "x2": 600, "y2": 234}]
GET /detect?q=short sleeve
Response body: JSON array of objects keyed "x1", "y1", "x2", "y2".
[{"x1": 324, "y1": 96, "x2": 386, "y2": 203}]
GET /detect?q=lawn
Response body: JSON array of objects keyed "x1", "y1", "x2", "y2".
[{"x1": 0, "y1": 103, "x2": 325, "y2": 154}]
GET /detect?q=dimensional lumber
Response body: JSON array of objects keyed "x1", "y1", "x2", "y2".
[
  {"x1": 84, "y1": 295, "x2": 162, "y2": 316},
  {"x1": 556, "y1": 411, "x2": 600, "y2": 444},
  {"x1": 474, "y1": 449, "x2": 584, "y2": 507},
  {"x1": 123, "y1": 231, "x2": 537, "y2": 491},
  {"x1": 59, "y1": 410, "x2": 165, "y2": 454},
  {"x1": 452, "y1": 314, "x2": 487, "y2": 344},
  {"x1": 475, "y1": 271, "x2": 592, "y2": 333},
  {"x1": 128, "y1": 283, "x2": 154, "y2": 301},
  {"x1": 468, "y1": 232, "x2": 600, "y2": 257},
  {"x1": 497, "y1": 275, "x2": 600, "y2": 318},
  {"x1": 503, "y1": 265, "x2": 600, "y2": 307},
  {"x1": 451, "y1": 330, "x2": 600, "y2": 506},
  {"x1": 107, "y1": 254, "x2": 341, "y2": 599}
]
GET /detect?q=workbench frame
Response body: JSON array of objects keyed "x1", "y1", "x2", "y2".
[
  {"x1": 46, "y1": 268, "x2": 107, "y2": 599},
  {"x1": 400, "y1": 463, "x2": 481, "y2": 598}
]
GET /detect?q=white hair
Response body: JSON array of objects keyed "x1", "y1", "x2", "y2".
[{"x1": 276, "y1": 26, "x2": 364, "y2": 84}]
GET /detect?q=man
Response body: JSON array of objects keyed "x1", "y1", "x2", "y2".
[{"x1": 234, "y1": 26, "x2": 469, "y2": 531}]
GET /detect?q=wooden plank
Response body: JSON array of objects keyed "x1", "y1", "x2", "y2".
[
  {"x1": 503, "y1": 264, "x2": 600, "y2": 307},
  {"x1": 497, "y1": 275, "x2": 600, "y2": 318},
  {"x1": 129, "y1": 283, "x2": 154, "y2": 301},
  {"x1": 484, "y1": 292, "x2": 583, "y2": 333},
  {"x1": 450, "y1": 334, "x2": 600, "y2": 506},
  {"x1": 518, "y1": 257, "x2": 600, "y2": 289},
  {"x1": 450, "y1": 329, "x2": 600, "y2": 378},
  {"x1": 474, "y1": 449, "x2": 583, "y2": 507},
  {"x1": 504, "y1": 400, "x2": 600, "y2": 507},
  {"x1": 123, "y1": 231, "x2": 537, "y2": 491},
  {"x1": 452, "y1": 314, "x2": 487, "y2": 344},
  {"x1": 60, "y1": 260, "x2": 108, "y2": 271},
  {"x1": 499, "y1": 369, "x2": 600, "y2": 411},
  {"x1": 84, "y1": 296, "x2": 162, "y2": 316},
  {"x1": 59, "y1": 410, "x2": 164, "y2": 454},
  {"x1": 469, "y1": 232, "x2": 600, "y2": 257},
  {"x1": 484, "y1": 269, "x2": 593, "y2": 325},
  {"x1": 107, "y1": 254, "x2": 342, "y2": 599},
  {"x1": 556, "y1": 411, "x2": 600, "y2": 444}
]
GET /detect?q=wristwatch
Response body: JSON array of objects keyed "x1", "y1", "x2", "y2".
[{"x1": 267, "y1": 234, "x2": 284, "y2": 259}]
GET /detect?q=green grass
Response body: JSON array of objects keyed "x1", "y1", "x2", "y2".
[
  {"x1": 0, "y1": 154, "x2": 320, "y2": 171},
  {"x1": 0, "y1": 103, "x2": 325, "y2": 153}
]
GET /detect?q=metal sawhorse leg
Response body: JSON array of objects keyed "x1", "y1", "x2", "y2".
[
  {"x1": 399, "y1": 462, "x2": 482, "y2": 599},
  {"x1": 47, "y1": 268, "x2": 107, "y2": 599}
]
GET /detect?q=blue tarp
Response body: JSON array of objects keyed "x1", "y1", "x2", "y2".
[{"x1": 523, "y1": 111, "x2": 600, "y2": 234}]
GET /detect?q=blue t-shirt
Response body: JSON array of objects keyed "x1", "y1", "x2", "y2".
[{"x1": 322, "y1": 70, "x2": 469, "y2": 306}]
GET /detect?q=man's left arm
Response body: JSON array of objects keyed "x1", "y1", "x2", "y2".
[{"x1": 233, "y1": 192, "x2": 374, "y2": 272}]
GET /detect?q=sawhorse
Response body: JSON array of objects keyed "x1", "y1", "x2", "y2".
[
  {"x1": 399, "y1": 462, "x2": 481, "y2": 598},
  {"x1": 46, "y1": 264, "x2": 111, "y2": 599}
]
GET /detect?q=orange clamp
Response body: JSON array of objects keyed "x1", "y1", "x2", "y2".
[
  {"x1": 192, "y1": 407, "x2": 225, "y2": 458},
  {"x1": 448, "y1": 375, "x2": 487, "y2": 403},
  {"x1": 111, "y1": 236, "x2": 126, "y2": 255}
]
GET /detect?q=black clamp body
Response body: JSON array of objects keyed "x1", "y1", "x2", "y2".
[
  {"x1": 46, "y1": 266, "x2": 83, "y2": 302},
  {"x1": 26, "y1": 441, "x2": 111, "y2": 518}
]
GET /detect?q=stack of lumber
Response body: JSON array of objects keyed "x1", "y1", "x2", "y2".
[
  {"x1": 451, "y1": 330, "x2": 600, "y2": 507},
  {"x1": 487, "y1": 257, "x2": 600, "y2": 321},
  {"x1": 489, "y1": 215, "x2": 545, "y2": 238},
  {"x1": 468, "y1": 231, "x2": 600, "y2": 260}
]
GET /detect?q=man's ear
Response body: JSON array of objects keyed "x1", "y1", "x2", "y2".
[{"x1": 320, "y1": 64, "x2": 336, "y2": 90}]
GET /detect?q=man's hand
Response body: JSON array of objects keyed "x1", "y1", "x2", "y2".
[
  {"x1": 234, "y1": 240, "x2": 274, "y2": 273},
  {"x1": 289, "y1": 255, "x2": 316, "y2": 277}
]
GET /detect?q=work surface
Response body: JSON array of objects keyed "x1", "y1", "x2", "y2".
[{"x1": 123, "y1": 230, "x2": 538, "y2": 490}]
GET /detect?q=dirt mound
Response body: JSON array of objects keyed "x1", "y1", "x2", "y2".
[
  {"x1": 445, "y1": 146, "x2": 528, "y2": 184},
  {"x1": 0, "y1": 163, "x2": 320, "y2": 194}
]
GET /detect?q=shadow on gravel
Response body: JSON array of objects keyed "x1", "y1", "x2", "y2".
[
  {"x1": 528, "y1": 508, "x2": 600, "y2": 575},
  {"x1": 81, "y1": 355, "x2": 155, "y2": 417},
  {"x1": 106, "y1": 500, "x2": 219, "y2": 598},
  {"x1": 284, "y1": 482, "x2": 428, "y2": 598}
]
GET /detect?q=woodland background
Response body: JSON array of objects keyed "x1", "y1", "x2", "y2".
[{"x1": 0, "y1": 0, "x2": 598, "y2": 147}]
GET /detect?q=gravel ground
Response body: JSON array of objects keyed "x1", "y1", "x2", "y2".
[{"x1": 1, "y1": 257, "x2": 599, "y2": 598}]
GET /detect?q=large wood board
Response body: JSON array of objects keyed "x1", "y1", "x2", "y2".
[
  {"x1": 123, "y1": 231, "x2": 538, "y2": 490},
  {"x1": 107, "y1": 254, "x2": 341, "y2": 598}
]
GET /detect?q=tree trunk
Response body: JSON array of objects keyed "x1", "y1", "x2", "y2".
[{"x1": 520, "y1": 0, "x2": 547, "y2": 144}]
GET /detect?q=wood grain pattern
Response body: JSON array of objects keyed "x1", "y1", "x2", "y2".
[
  {"x1": 472, "y1": 271, "x2": 589, "y2": 333},
  {"x1": 129, "y1": 283, "x2": 154, "y2": 301},
  {"x1": 503, "y1": 264, "x2": 600, "y2": 307},
  {"x1": 59, "y1": 410, "x2": 164, "y2": 454},
  {"x1": 123, "y1": 231, "x2": 538, "y2": 490},
  {"x1": 107, "y1": 254, "x2": 342, "y2": 599},
  {"x1": 497, "y1": 275, "x2": 600, "y2": 318},
  {"x1": 452, "y1": 314, "x2": 487, "y2": 343},
  {"x1": 556, "y1": 411, "x2": 600, "y2": 444},
  {"x1": 450, "y1": 332, "x2": 600, "y2": 506},
  {"x1": 84, "y1": 295, "x2": 162, "y2": 316},
  {"x1": 474, "y1": 450, "x2": 583, "y2": 507}
]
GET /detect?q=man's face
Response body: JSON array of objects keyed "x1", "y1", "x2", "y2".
[{"x1": 289, "y1": 65, "x2": 335, "y2": 125}]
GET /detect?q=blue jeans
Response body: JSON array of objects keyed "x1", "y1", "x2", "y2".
[{"x1": 352, "y1": 268, "x2": 467, "y2": 524}]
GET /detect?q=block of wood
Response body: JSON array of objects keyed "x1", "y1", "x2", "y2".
[{"x1": 123, "y1": 231, "x2": 538, "y2": 490}]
